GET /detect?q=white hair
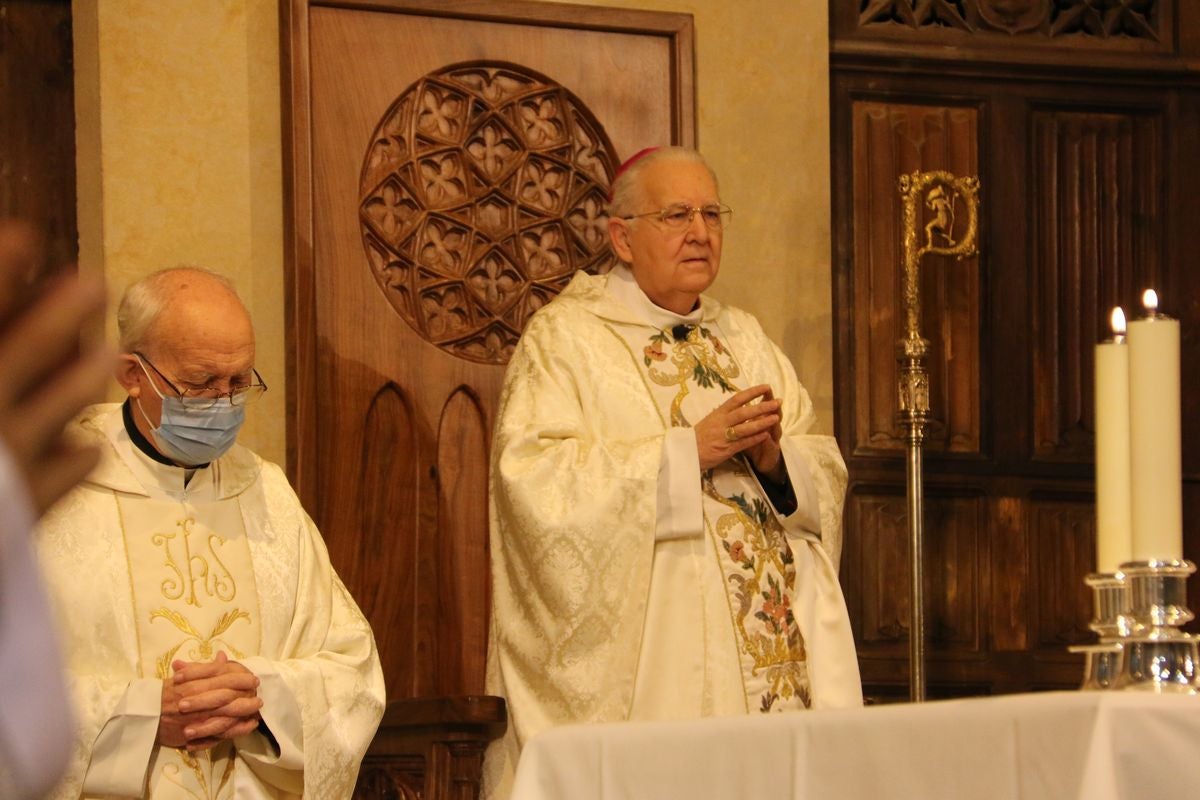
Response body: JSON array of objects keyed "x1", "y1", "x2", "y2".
[
  {"x1": 117, "y1": 266, "x2": 241, "y2": 353},
  {"x1": 607, "y1": 147, "x2": 719, "y2": 219}
]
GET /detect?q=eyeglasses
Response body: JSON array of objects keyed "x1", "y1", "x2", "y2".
[
  {"x1": 135, "y1": 352, "x2": 268, "y2": 409},
  {"x1": 622, "y1": 203, "x2": 733, "y2": 231}
]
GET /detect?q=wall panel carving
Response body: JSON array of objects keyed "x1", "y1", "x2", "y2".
[
  {"x1": 355, "y1": 756, "x2": 423, "y2": 800},
  {"x1": 435, "y1": 388, "x2": 490, "y2": 696},
  {"x1": 1030, "y1": 496, "x2": 1094, "y2": 648},
  {"x1": 850, "y1": 100, "x2": 981, "y2": 455},
  {"x1": 335, "y1": 383, "x2": 423, "y2": 698},
  {"x1": 848, "y1": 491, "x2": 982, "y2": 653},
  {"x1": 987, "y1": 496, "x2": 1029, "y2": 652},
  {"x1": 359, "y1": 61, "x2": 620, "y2": 365},
  {"x1": 1030, "y1": 108, "x2": 1163, "y2": 461},
  {"x1": 857, "y1": 0, "x2": 1166, "y2": 44}
]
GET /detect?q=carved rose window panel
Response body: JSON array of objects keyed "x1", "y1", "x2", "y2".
[
  {"x1": 857, "y1": 0, "x2": 1165, "y2": 44},
  {"x1": 359, "y1": 61, "x2": 621, "y2": 365}
]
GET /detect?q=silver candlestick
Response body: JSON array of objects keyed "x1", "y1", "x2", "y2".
[
  {"x1": 1073, "y1": 560, "x2": 1199, "y2": 693},
  {"x1": 1069, "y1": 571, "x2": 1133, "y2": 690},
  {"x1": 1113, "y1": 559, "x2": 1198, "y2": 693}
]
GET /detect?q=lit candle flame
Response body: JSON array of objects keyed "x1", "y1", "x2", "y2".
[
  {"x1": 1142, "y1": 288, "x2": 1159, "y2": 314},
  {"x1": 1111, "y1": 306, "x2": 1126, "y2": 337}
]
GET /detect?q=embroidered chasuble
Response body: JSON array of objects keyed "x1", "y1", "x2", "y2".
[
  {"x1": 36, "y1": 404, "x2": 385, "y2": 799},
  {"x1": 120, "y1": 495, "x2": 261, "y2": 797},
  {"x1": 483, "y1": 268, "x2": 861, "y2": 800}
]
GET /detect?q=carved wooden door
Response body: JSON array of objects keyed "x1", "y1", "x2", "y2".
[{"x1": 283, "y1": 0, "x2": 694, "y2": 701}]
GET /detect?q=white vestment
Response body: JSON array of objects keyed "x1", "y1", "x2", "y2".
[
  {"x1": 36, "y1": 404, "x2": 385, "y2": 799},
  {"x1": 483, "y1": 269, "x2": 861, "y2": 799}
]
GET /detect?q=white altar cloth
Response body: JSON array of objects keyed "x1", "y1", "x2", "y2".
[{"x1": 510, "y1": 691, "x2": 1199, "y2": 800}]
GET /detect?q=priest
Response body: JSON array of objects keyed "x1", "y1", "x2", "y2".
[
  {"x1": 483, "y1": 147, "x2": 862, "y2": 798},
  {"x1": 36, "y1": 267, "x2": 385, "y2": 798}
]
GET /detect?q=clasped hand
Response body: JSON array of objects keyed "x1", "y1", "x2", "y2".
[
  {"x1": 159, "y1": 651, "x2": 263, "y2": 752},
  {"x1": 694, "y1": 384, "x2": 785, "y2": 477}
]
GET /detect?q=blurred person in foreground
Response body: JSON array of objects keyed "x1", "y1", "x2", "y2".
[
  {"x1": 483, "y1": 147, "x2": 862, "y2": 798},
  {"x1": 35, "y1": 266, "x2": 384, "y2": 798},
  {"x1": 0, "y1": 219, "x2": 109, "y2": 799}
]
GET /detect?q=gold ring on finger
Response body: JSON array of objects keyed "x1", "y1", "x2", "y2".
[{"x1": 724, "y1": 425, "x2": 738, "y2": 442}]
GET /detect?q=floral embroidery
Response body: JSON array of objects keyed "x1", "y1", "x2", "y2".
[
  {"x1": 706, "y1": 329, "x2": 727, "y2": 355},
  {"x1": 757, "y1": 574, "x2": 793, "y2": 633},
  {"x1": 627, "y1": 320, "x2": 809, "y2": 713},
  {"x1": 709, "y1": 483, "x2": 810, "y2": 712},
  {"x1": 643, "y1": 325, "x2": 741, "y2": 427},
  {"x1": 724, "y1": 539, "x2": 749, "y2": 567},
  {"x1": 643, "y1": 333, "x2": 669, "y2": 364}
]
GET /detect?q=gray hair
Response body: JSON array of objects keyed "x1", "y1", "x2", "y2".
[
  {"x1": 117, "y1": 266, "x2": 241, "y2": 353},
  {"x1": 607, "y1": 147, "x2": 719, "y2": 219}
]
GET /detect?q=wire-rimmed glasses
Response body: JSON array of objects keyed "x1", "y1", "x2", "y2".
[
  {"x1": 135, "y1": 352, "x2": 268, "y2": 409},
  {"x1": 621, "y1": 202, "x2": 733, "y2": 231}
]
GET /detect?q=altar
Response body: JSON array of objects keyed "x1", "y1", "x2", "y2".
[{"x1": 510, "y1": 691, "x2": 1199, "y2": 799}]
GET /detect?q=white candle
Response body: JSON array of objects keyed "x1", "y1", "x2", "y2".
[
  {"x1": 1127, "y1": 289, "x2": 1183, "y2": 562},
  {"x1": 1095, "y1": 307, "x2": 1131, "y2": 573}
]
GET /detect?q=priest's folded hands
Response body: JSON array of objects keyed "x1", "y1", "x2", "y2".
[
  {"x1": 158, "y1": 652, "x2": 263, "y2": 752},
  {"x1": 693, "y1": 383, "x2": 785, "y2": 476}
]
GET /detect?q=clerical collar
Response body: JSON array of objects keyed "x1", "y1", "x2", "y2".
[
  {"x1": 608, "y1": 265, "x2": 705, "y2": 332},
  {"x1": 121, "y1": 398, "x2": 210, "y2": 470}
]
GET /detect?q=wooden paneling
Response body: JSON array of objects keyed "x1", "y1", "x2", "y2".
[
  {"x1": 1029, "y1": 495, "x2": 1094, "y2": 650},
  {"x1": 0, "y1": 0, "x2": 76, "y2": 271},
  {"x1": 988, "y1": 494, "x2": 1028, "y2": 653},
  {"x1": 850, "y1": 101, "x2": 981, "y2": 455},
  {"x1": 1031, "y1": 108, "x2": 1164, "y2": 462},
  {"x1": 847, "y1": 490, "x2": 982, "y2": 654},
  {"x1": 834, "y1": 1, "x2": 1180, "y2": 62},
  {"x1": 832, "y1": 0, "x2": 1200, "y2": 699}
]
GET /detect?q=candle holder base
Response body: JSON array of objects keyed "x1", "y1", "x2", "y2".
[
  {"x1": 1073, "y1": 560, "x2": 1198, "y2": 692},
  {"x1": 1113, "y1": 635, "x2": 1199, "y2": 693},
  {"x1": 1068, "y1": 643, "x2": 1124, "y2": 691}
]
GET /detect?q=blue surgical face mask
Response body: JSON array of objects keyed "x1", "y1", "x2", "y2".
[{"x1": 136, "y1": 359, "x2": 246, "y2": 466}]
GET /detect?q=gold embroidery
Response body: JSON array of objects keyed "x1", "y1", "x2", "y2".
[
  {"x1": 117, "y1": 493, "x2": 261, "y2": 799},
  {"x1": 161, "y1": 745, "x2": 235, "y2": 800},
  {"x1": 152, "y1": 528, "x2": 189, "y2": 603},
  {"x1": 644, "y1": 326, "x2": 741, "y2": 427},
  {"x1": 150, "y1": 608, "x2": 251, "y2": 678},
  {"x1": 706, "y1": 480, "x2": 809, "y2": 711},
  {"x1": 152, "y1": 518, "x2": 237, "y2": 606},
  {"x1": 623, "y1": 321, "x2": 811, "y2": 713},
  {"x1": 115, "y1": 494, "x2": 147, "y2": 678}
]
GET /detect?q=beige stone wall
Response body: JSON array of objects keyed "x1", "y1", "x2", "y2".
[
  {"x1": 73, "y1": 0, "x2": 286, "y2": 463},
  {"x1": 73, "y1": 0, "x2": 834, "y2": 468}
]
